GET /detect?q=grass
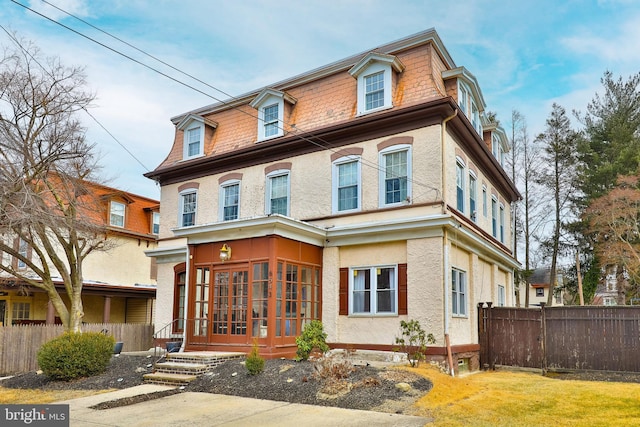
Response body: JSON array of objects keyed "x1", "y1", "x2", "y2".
[
  {"x1": 407, "y1": 365, "x2": 640, "y2": 426},
  {"x1": 0, "y1": 387, "x2": 107, "y2": 404}
]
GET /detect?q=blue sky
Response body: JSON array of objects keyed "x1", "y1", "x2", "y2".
[{"x1": 1, "y1": 0, "x2": 639, "y2": 199}]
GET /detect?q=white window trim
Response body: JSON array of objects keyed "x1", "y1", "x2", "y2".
[
  {"x1": 456, "y1": 157, "x2": 466, "y2": 213},
  {"x1": 349, "y1": 53, "x2": 404, "y2": 117},
  {"x1": 498, "y1": 285, "x2": 506, "y2": 307},
  {"x1": 110, "y1": 201, "x2": 125, "y2": 228},
  {"x1": 179, "y1": 190, "x2": 197, "y2": 227},
  {"x1": 176, "y1": 114, "x2": 218, "y2": 161},
  {"x1": 152, "y1": 211, "x2": 160, "y2": 235},
  {"x1": 499, "y1": 203, "x2": 505, "y2": 243},
  {"x1": 266, "y1": 170, "x2": 290, "y2": 216},
  {"x1": 378, "y1": 145, "x2": 411, "y2": 208},
  {"x1": 250, "y1": 89, "x2": 297, "y2": 142},
  {"x1": 452, "y1": 268, "x2": 467, "y2": 317},
  {"x1": 491, "y1": 196, "x2": 498, "y2": 238},
  {"x1": 219, "y1": 180, "x2": 241, "y2": 221},
  {"x1": 349, "y1": 265, "x2": 398, "y2": 316},
  {"x1": 183, "y1": 125, "x2": 204, "y2": 159},
  {"x1": 332, "y1": 156, "x2": 362, "y2": 214},
  {"x1": 482, "y1": 185, "x2": 488, "y2": 218},
  {"x1": 468, "y1": 171, "x2": 477, "y2": 222}
]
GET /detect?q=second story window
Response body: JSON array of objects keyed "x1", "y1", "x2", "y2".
[
  {"x1": 456, "y1": 160, "x2": 465, "y2": 213},
  {"x1": 469, "y1": 173, "x2": 477, "y2": 221},
  {"x1": 491, "y1": 197, "x2": 498, "y2": 238},
  {"x1": 333, "y1": 158, "x2": 361, "y2": 213},
  {"x1": 110, "y1": 201, "x2": 125, "y2": 227},
  {"x1": 221, "y1": 182, "x2": 240, "y2": 221},
  {"x1": 380, "y1": 147, "x2": 410, "y2": 206},
  {"x1": 17, "y1": 238, "x2": 29, "y2": 269},
  {"x1": 180, "y1": 191, "x2": 197, "y2": 227},
  {"x1": 482, "y1": 185, "x2": 488, "y2": 217},
  {"x1": 500, "y1": 204, "x2": 505, "y2": 243},
  {"x1": 152, "y1": 211, "x2": 160, "y2": 235},
  {"x1": 267, "y1": 172, "x2": 289, "y2": 216}
]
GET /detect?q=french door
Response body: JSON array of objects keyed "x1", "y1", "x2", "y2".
[{"x1": 212, "y1": 265, "x2": 249, "y2": 343}]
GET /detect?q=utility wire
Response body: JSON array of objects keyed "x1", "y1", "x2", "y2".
[{"x1": 11, "y1": 0, "x2": 441, "y2": 198}]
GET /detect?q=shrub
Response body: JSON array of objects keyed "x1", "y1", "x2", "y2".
[
  {"x1": 295, "y1": 320, "x2": 330, "y2": 361},
  {"x1": 37, "y1": 332, "x2": 115, "y2": 381},
  {"x1": 394, "y1": 319, "x2": 435, "y2": 367},
  {"x1": 245, "y1": 341, "x2": 265, "y2": 375}
]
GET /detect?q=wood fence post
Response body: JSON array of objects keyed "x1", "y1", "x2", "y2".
[
  {"x1": 477, "y1": 302, "x2": 486, "y2": 369},
  {"x1": 486, "y1": 302, "x2": 493, "y2": 370},
  {"x1": 540, "y1": 302, "x2": 547, "y2": 374}
]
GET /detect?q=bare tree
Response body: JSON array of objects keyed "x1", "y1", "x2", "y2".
[
  {"x1": 536, "y1": 104, "x2": 580, "y2": 306},
  {"x1": 0, "y1": 37, "x2": 107, "y2": 332}
]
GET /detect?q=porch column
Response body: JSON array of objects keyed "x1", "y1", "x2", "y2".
[
  {"x1": 46, "y1": 300, "x2": 56, "y2": 324},
  {"x1": 103, "y1": 296, "x2": 111, "y2": 323}
]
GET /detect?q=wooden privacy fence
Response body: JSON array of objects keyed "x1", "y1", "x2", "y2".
[
  {"x1": 0, "y1": 323, "x2": 154, "y2": 375},
  {"x1": 478, "y1": 303, "x2": 640, "y2": 373}
]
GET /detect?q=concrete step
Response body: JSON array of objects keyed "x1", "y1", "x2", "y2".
[
  {"x1": 154, "y1": 362, "x2": 209, "y2": 375},
  {"x1": 143, "y1": 372, "x2": 198, "y2": 386}
]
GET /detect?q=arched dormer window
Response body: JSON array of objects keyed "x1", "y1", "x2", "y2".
[
  {"x1": 349, "y1": 52, "x2": 405, "y2": 116},
  {"x1": 176, "y1": 114, "x2": 218, "y2": 160},
  {"x1": 250, "y1": 88, "x2": 297, "y2": 142}
]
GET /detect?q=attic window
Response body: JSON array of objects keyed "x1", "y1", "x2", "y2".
[
  {"x1": 176, "y1": 114, "x2": 218, "y2": 160},
  {"x1": 349, "y1": 52, "x2": 405, "y2": 116},
  {"x1": 250, "y1": 89, "x2": 297, "y2": 142}
]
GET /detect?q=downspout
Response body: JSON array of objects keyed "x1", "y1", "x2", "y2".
[
  {"x1": 441, "y1": 108, "x2": 458, "y2": 377},
  {"x1": 181, "y1": 245, "x2": 191, "y2": 352}
]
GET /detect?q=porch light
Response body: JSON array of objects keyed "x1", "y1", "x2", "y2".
[{"x1": 219, "y1": 244, "x2": 231, "y2": 262}]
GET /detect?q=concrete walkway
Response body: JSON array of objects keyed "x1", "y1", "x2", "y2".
[{"x1": 58, "y1": 384, "x2": 432, "y2": 426}]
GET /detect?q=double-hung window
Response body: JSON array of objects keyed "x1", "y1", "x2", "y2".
[
  {"x1": 482, "y1": 186, "x2": 488, "y2": 217},
  {"x1": 349, "y1": 53, "x2": 403, "y2": 116},
  {"x1": 267, "y1": 172, "x2": 289, "y2": 216},
  {"x1": 186, "y1": 127, "x2": 201, "y2": 157},
  {"x1": 110, "y1": 201, "x2": 125, "y2": 227},
  {"x1": 365, "y1": 71, "x2": 385, "y2": 111},
  {"x1": 469, "y1": 173, "x2": 477, "y2": 221},
  {"x1": 499, "y1": 204, "x2": 505, "y2": 243},
  {"x1": 263, "y1": 104, "x2": 279, "y2": 138},
  {"x1": 498, "y1": 285, "x2": 506, "y2": 307},
  {"x1": 456, "y1": 160, "x2": 465, "y2": 213},
  {"x1": 152, "y1": 212, "x2": 160, "y2": 235},
  {"x1": 491, "y1": 197, "x2": 498, "y2": 238},
  {"x1": 380, "y1": 147, "x2": 410, "y2": 206},
  {"x1": 221, "y1": 182, "x2": 240, "y2": 221},
  {"x1": 333, "y1": 158, "x2": 360, "y2": 213},
  {"x1": 180, "y1": 192, "x2": 197, "y2": 227},
  {"x1": 452, "y1": 268, "x2": 467, "y2": 316},
  {"x1": 17, "y1": 238, "x2": 28, "y2": 269},
  {"x1": 351, "y1": 266, "x2": 397, "y2": 315}
]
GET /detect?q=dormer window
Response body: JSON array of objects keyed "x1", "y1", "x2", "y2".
[
  {"x1": 443, "y1": 67, "x2": 486, "y2": 137},
  {"x1": 110, "y1": 201, "x2": 125, "y2": 227},
  {"x1": 250, "y1": 89, "x2": 297, "y2": 142},
  {"x1": 176, "y1": 114, "x2": 218, "y2": 160},
  {"x1": 349, "y1": 52, "x2": 405, "y2": 116}
]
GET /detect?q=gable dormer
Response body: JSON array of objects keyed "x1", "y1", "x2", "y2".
[
  {"x1": 176, "y1": 114, "x2": 218, "y2": 160},
  {"x1": 348, "y1": 52, "x2": 405, "y2": 116},
  {"x1": 484, "y1": 123, "x2": 509, "y2": 168},
  {"x1": 443, "y1": 67, "x2": 486, "y2": 136},
  {"x1": 250, "y1": 88, "x2": 297, "y2": 142}
]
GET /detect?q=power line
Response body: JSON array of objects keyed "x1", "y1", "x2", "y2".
[{"x1": 10, "y1": 0, "x2": 441, "y2": 198}]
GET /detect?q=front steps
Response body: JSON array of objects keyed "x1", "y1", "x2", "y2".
[{"x1": 144, "y1": 351, "x2": 245, "y2": 386}]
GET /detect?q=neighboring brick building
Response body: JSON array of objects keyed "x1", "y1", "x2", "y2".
[
  {"x1": 0, "y1": 182, "x2": 159, "y2": 326},
  {"x1": 146, "y1": 28, "x2": 519, "y2": 372}
]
